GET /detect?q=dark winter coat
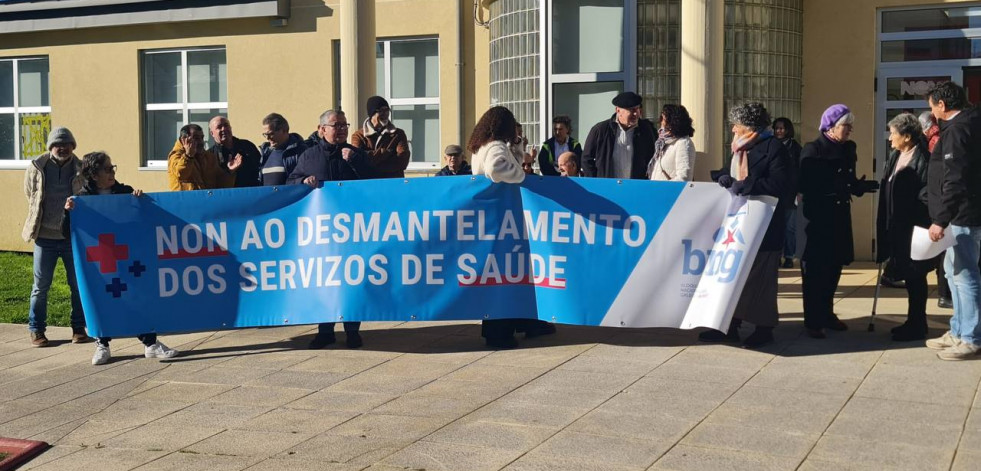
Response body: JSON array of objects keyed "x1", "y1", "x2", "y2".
[
  {"x1": 780, "y1": 138, "x2": 803, "y2": 198},
  {"x1": 259, "y1": 133, "x2": 308, "y2": 186},
  {"x1": 928, "y1": 107, "x2": 981, "y2": 228},
  {"x1": 715, "y1": 135, "x2": 793, "y2": 252},
  {"x1": 208, "y1": 137, "x2": 262, "y2": 188},
  {"x1": 435, "y1": 162, "x2": 472, "y2": 176},
  {"x1": 799, "y1": 134, "x2": 872, "y2": 265},
  {"x1": 286, "y1": 138, "x2": 376, "y2": 184},
  {"x1": 350, "y1": 120, "x2": 411, "y2": 179},
  {"x1": 62, "y1": 181, "x2": 135, "y2": 239},
  {"x1": 538, "y1": 136, "x2": 582, "y2": 177},
  {"x1": 582, "y1": 115, "x2": 657, "y2": 179},
  {"x1": 876, "y1": 145, "x2": 933, "y2": 276}
]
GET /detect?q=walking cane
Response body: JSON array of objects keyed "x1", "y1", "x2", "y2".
[{"x1": 868, "y1": 263, "x2": 883, "y2": 332}]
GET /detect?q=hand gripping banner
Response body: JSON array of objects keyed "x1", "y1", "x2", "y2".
[{"x1": 69, "y1": 177, "x2": 776, "y2": 338}]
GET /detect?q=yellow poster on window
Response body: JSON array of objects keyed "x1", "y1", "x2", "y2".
[{"x1": 21, "y1": 113, "x2": 51, "y2": 159}]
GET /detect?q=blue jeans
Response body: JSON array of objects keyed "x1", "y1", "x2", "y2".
[
  {"x1": 945, "y1": 225, "x2": 981, "y2": 345},
  {"x1": 784, "y1": 207, "x2": 797, "y2": 259},
  {"x1": 29, "y1": 238, "x2": 85, "y2": 333}
]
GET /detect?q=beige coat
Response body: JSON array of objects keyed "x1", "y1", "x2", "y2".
[
  {"x1": 23, "y1": 153, "x2": 84, "y2": 242},
  {"x1": 471, "y1": 140, "x2": 525, "y2": 183},
  {"x1": 648, "y1": 136, "x2": 695, "y2": 182}
]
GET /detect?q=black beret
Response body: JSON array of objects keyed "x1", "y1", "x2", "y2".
[{"x1": 612, "y1": 91, "x2": 643, "y2": 108}]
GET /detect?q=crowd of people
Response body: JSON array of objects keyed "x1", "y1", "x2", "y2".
[{"x1": 20, "y1": 83, "x2": 981, "y2": 363}]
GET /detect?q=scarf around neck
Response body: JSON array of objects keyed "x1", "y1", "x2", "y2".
[{"x1": 730, "y1": 130, "x2": 771, "y2": 181}]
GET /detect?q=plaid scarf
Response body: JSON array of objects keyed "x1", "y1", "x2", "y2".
[{"x1": 730, "y1": 130, "x2": 771, "y2": 181}]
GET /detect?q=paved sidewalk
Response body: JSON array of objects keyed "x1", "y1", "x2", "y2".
[{"x1": 0, "y1": 263, "x2": 978, "y2": 471}]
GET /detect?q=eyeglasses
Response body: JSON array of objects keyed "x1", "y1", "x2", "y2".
[
  {"x1": 261, "y1": 131, "x2": 278, "y2": 139},
  {"x1": 102, "y1": 164, "x2": 117, "y2": 173},
  {"x1": 323, "y1": 123, "x2": 350, "y2": 129}
]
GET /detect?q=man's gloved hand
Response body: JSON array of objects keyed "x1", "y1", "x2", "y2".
[
  {"x1": 730, "y1": 180, "x2": 747, "y2": 195},
  {"x1": 717, "y1": 175, "x2": 734, "y2": 188}
]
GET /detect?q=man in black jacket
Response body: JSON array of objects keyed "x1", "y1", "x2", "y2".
[
  {"x1": 287, "y1": 109, "x2": 374, "y2": 349},
  {"x1": 581, "y1": 92, "x2": 657, "y2": 179},
  {"x1": 208, "y1": 116, "x2": 262, "y2": 187},
  {"x1": 925, "y1": 82, "x2": 981, "y2": 360},
  {"x1": 538, "y1": 115, "x2": 582, "y2": 176}
]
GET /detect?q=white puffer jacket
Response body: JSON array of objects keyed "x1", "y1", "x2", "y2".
[{"x1": 470, "y1": 140, "x2": 525, "y2": 183}]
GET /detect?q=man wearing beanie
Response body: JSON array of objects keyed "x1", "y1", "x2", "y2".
[
  {"x1": 22, "y1": 127, "x2": 94, "y2": 347},
  {"x1": 581, "y1": 91, "x2": 657, "y2": 179},
  {"x1": 350, "y1": 96, "x2": 411, "y2": 179}
]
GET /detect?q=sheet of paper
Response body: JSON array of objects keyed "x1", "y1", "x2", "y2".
[{"x1": 911, "y1": 226, "x2": 956, "y2": 261}]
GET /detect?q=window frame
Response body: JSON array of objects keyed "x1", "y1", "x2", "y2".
[
  {"x1": 140, "y1": 46, "x2": 227, "y2": 169},
  {"x1": 375, "y1": 36, "x2": 442, "y2": 170},
  {"x1": 0, "y1": 56, "x2": 51, "y2": 169},
  {"x1": 540, "y1": 0, "x2": 637, "y2": 135}
]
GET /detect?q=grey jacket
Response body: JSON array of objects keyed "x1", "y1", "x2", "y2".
[{"x1": 22, "y1": 153, "x2": 84, "y2": 242}]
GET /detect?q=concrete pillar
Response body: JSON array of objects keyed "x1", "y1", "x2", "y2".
[
  {"x1": 680, "y1": 0, "x2": 724, "y2": 181},
  {"x1": 340, "y1": 0, "x2": 376, "y2": 126}
]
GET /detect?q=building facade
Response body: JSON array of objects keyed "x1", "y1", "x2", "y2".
[{"x1": 1, "y1": 0, "x2": 979, "y2": 261}]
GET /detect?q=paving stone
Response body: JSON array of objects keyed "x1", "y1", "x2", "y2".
[
  {"x1": 102, "y1": 424, "x2": 224, "y2": 451},
  {"x1": 150, "y1": 402, "x2": 272, "y2": 429},
  {"x1": 796, "y1": 458, "x2": 885, "y2": 471},
  {"x1": 644, "y1": 361, "x2": 758, "y2": 386},
  {"x1": 183, "y1": 429, "x2": 316, "y2": 457},
  {"x1": 365, "y1": 357, "x2": 469, "y2": 380},
  {"x1": 442, "y1": 363, "x2": 549, "y2": 386},
  {"x1": 248, "y1": 457, "x2": 366, "y2": 471},
  {"x1": 524, "y1": 369, "x2": 638, "y2": 393},
  {"x1": 626, "y1": 377, "x2": 742, "y2": 403},
  {"x1": 16, "y1": 445, "x2": 85, "y2": 470},
  {"x1": 534, "y1": 430, "x2": 667, "y2": 469},
  {"x1": 168, "y1": 365, "x2": 280, "y2": 385},
  {"x1": 207, "y1": 385, "x2": 315, "y2": 408},
  {"x1": 681, "y1": 421, "x2": 819, "y2": 459},
  {"x1": 951, "y1": 450, "x2": 981, "y2": 471},
  {"x1": 128, "y1": 381, "x2": 236, "y2": 402},
  {"x1": 369, "y1": 391, "x2": 495, "y2": 420},
  {"x1": 425, "y1": 419, "x2": 556, "y2": 451},
  {"x1": 744, "y1": 364, "x2": 862, "y2": 396},
  {"x1": 83, "y1": 398, "x2": 192, "y2": 429},
  {"x1": 724, "y1": 386, "x2": 849, "y2": 416},
  {"x1": 287, "y1": 390, "x2": 399, "y2": 412},
  {"x1": 502, "y1": 451, "x2": 646, "y2": 471},
  {"x1": 703, "y1": 403, "x2": 837, "y2": 435},
  {"x1": 854, "y1": 364, "x2": 980, "y2": 406},
  {"x1": 49, "y1": 420, "x2": 137, "y2": 447},
  {"x1": 280, "y1": 433, "x2": 413, "y2": 464},
  {"x1": 808, "y1": 434, "x2": 954, "y2": 471},
  {"x1": 479, "y1": 345, "x2": 591, "y2": 369},
  {"x1": 131, "y1": 452, "x2": 256, "y2": 470},
  {"x1": 464, "y1": 399, "x2": 591, "y2": 429},
  {"x1": 26, "y1": 446, "x2": 168, "y2": 471},
  {"x1": 503, "y1": 383, "x2": 618, "y2": 409},
  {"x1": 379, "y1": 440, "x2": 524, "y2": 471},
  {"x1": 566, "y1": 409, "x2": 697, "y2": 442},
  {"x1": 826, "y1": 398, "x2": 966, "y2": 449},
  {"x1": 650, "y1": 444, "x2": 802, "y2": 471},
  {"x1": 232, "y1": 408, "x2": 357, "y2": 434},
  {"x1": 287, "y1": 354, "x2": 393, "y2": 375},
  {"x1": 327, "y1": 374, "x2": 433, "y2": 396},
  {"x1": 326, "y1": 413, "x2": 449, "y2": 440},
  {"x1": 599, "y1": 389, "x2": 722, "y2": 421}
]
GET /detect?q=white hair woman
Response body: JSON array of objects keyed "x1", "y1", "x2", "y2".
[{"x1": 799, "y1": 104, "x2": 878, "y2": 339}]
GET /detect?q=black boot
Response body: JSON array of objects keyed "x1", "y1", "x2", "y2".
[
  {"x1": 742, "y1": 326, "x2": 774, "y2": 349},
  {"x1": 698, "y1": 320, "x2": 740, "y2": 343}
]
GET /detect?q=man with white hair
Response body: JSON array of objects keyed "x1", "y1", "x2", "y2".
[{"x1": 22, "y1": 127, "x2": 93, "y2": 347}]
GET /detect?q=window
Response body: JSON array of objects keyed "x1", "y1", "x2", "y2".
[
  {"x1": 375, "y1": 38, "x2": 440, "y2": 166},
  {"x1": 548, "y1": 0, "x2": 634, "y2": 139},
  {"x1": 0, "y1": 57, "x2": 51, "y2": 166},
  {"x1": 142, "y1": 48, "x2": 227, "y2": 166}
]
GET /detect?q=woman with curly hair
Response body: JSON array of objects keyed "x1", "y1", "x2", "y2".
[
  {"x1": 63, "y1": 151, "x2": 179, "y2": 365},
  {"x1": 467, "y1": 106, "x2": 556, "y2": 348},
  {"x1": 700, "y1": 102, "x2": 792, "y2": 348},
  {"x1": 648, "y1": 104, "x2": 695, "y2": 181}
]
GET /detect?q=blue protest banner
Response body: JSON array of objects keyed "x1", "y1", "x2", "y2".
[{"x1": 69, "y1": 177, "x2": 774, "y2": 338}]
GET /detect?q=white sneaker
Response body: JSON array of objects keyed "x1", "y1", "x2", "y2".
[
  {"x1": 92, "y1": 343, "x2": 111, "y2": 365},
  {"x1": 926, "y1": 331, "x2": 962, "y2": 350},
  {"x1": 144, "y1": 342, "x2": 178, "y2": 359},
  {"x1": 938, "y1": 342, "x2": 981, "y2": 361}
]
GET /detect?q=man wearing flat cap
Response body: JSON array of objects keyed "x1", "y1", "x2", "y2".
[
  {"x1": 435, "y1": 144, "x2": 472, "y2": 176},
  {"x1": 582, "y1": 91, "x2": 657, "y2": 179}
]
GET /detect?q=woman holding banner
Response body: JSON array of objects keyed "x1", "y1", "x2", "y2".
[
  {"x1": 701, "y1": 102, "x2": 792, "y2": 349},
  {"x1": 64, "y1": 151, "x2": 178, "y2": 365},
  {"x1": 468, "y1": 106, "x2": 556, "y2": 349},
  {"x1": 876, "y1": 113, "x2": 934, "y2": 341}
]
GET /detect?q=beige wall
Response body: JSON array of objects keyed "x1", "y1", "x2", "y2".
[
  {"x1": 802, "y1": 0, "x2": 974, "y2": 260},
  {"x1": 0, "y1": 0, "x2": 490, "y2": 252}
]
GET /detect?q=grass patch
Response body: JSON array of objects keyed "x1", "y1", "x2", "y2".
[{"x1": 0, "y1": 251, "x2": 74, "y2": 326}]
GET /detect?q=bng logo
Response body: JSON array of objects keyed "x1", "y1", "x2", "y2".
[{"x1": 682, "y1": 204, "x2": 748, "y2": 283}]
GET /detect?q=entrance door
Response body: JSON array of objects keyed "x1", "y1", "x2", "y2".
[{"x1": 875, "y1": 67, "x2": 962, "y2": 180}]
